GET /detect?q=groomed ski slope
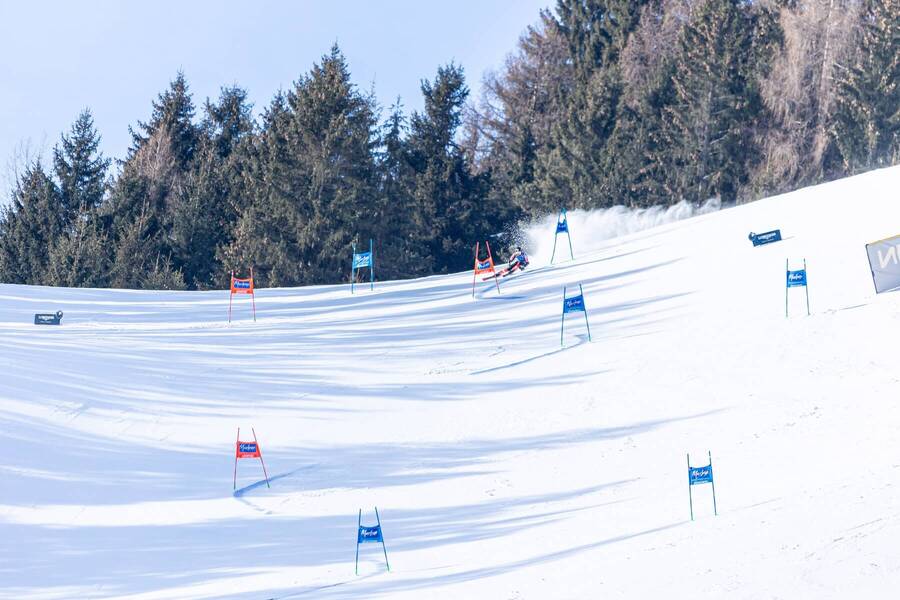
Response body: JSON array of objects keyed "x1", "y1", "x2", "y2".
[{"x1": 2, "y1": 167, "x2": 900, "y2": 600}]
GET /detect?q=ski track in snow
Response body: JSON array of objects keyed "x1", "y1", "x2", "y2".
[{"x1": 2, "y1": 167, "x2": 900, "y2": 599}]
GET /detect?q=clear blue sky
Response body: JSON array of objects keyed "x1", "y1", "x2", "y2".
[{"x1": 1, "y1": 0, "x2": 551, "y2": 184}]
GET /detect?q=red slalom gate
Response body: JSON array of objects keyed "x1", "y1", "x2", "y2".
[
  {"x1": 228, "y1": 268, "x2": 257, "y2": 323},
  {"x1": 233, "y1": 427, "x2": 270, "y2": 490},
  {"x1": 472, "y1": 241, "x2": 501, "y2": 298}
]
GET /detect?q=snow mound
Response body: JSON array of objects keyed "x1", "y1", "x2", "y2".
[{"x1": 524, "y1": 198, "x2": 722, "y2": 266}]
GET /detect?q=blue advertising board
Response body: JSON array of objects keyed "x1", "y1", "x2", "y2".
[
  {"x1": 353, "y1": 252, "x2": 372, "y2": 269},
  {"x1": 563, "y1": 294, "x2": 585, "y2": 314},
  {"x1": 749, "y1": 229, "x2": 782, "y2": 247},
  {"x1": 786, "y1": 269, "x2": 807, "y2": 287},
  {"x1": 689, "y1": 465, "x2": 713, "y2": 485},
  {"x1": 34, "y1": 311, "x2": 63, "y2": 325},
  {"x1": 358, "y1": 525, "x2": 383, "y2": 544}
]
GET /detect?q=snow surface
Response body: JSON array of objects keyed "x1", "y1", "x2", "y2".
[{"x1": 2, "y1": 167, "x2": 900, "y2": 599}]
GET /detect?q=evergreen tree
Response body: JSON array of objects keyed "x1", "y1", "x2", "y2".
[
  {"x1": 107, "y1": 126, "x2": 186, "y2": 289},
  {"x1": 542, "y1": 64, "x2": 623, "y2": 207},
  {"x1": 288, "y1": 46, "x2": 378, "y2": 285},
  {"x1": 373, "y1": 100, "x2": 433, "y2": 279},
  {"x1": 49, "y1": 109, "x2": 112, "y2": 287},
  {"x1": 221, "y1": 92, "x2": 295, "y2": 285},
  {"x1": 541, "y1": 0, "x2": 648, "y2": 209},
  {"x1": 130, "y1": 72, "x2": 199, "y2": 169},
  {"x1": 555, "y1": 0, "x2": 644, "y2": 82},
  {"x1": 223, "y1": 46, "x2": 378, "y2": 287},
  {"x1": 653, "y1": 0, "x2": 771, "y2": 204},
  {"x1": 833, "y1": 0, "x2": 900, "y2": 172},
  {"x1": 476, "y1": 11, "x2": 574, "y2": 218},
  {"x1": 46, "y1": 218, "x2": 112, "y2": 288},
  {"x1": 406, "y1": 64, "x2": 494, "y2": 272},
  {"x1": 0, "y1": 163, "x2": 66, "y2": 284},
  {"x1": 170, "y1": 86, "x2": 254, "y2": 289},
  {"x1": 106, "y1": 73, "x2": 204, "y2": 289},
  {"x1": 204, "y1": 85, "x2": 254, "y2": 159},
  {"x1": 53, "y1": 109, "x2": 109, "y2": 220}
]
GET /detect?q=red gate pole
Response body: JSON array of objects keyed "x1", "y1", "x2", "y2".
[
  {"x1": 233, "y1": 427, "x2": 240, "y2": 489},
  {"x1": 250, "y1": 267, "x2": 257, "y2": 322},
  {"x1": 486, "y1": 241, "x2": 500, "y2": 295},
  {"x1": 472, "y1": 242, "x2": 479, "y2": 298},
  {"x1": 228, "y1": 271, "x2": 234, "y2": 324},
  {"x1": 253, "y1": 427, "x2": 270, "y2": 488}
]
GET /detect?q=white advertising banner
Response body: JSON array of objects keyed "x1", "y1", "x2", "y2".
[{"x1": 866, "y1": 234, "x2": 900, "y2": 293}]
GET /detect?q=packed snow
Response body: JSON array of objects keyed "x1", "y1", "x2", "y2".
[{"x1": 2, "y1": 167, "x2": 899, "y2": 599}]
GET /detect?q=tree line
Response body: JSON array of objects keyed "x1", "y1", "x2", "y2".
[{"x1": 1, "y1": 0, "x2": 897, "y2": 290}]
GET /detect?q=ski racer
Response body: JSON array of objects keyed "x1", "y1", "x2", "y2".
[
  {"x1": 506, "y1": 246, "x2": 529, "y2": 275},
  {"x1": 481, "y1": 246, "x2": 530, "y2": 280}
]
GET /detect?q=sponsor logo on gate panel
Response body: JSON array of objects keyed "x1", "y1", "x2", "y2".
[{"x1": 689, "y1": 466, "x2": 713, "y2": 484}]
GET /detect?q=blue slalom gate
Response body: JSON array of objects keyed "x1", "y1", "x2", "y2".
[
  {"x1": 785, "y1": 258, "x2": 810, "y2": 317},
  {"x1": 561, "y1": 284, "x2": 591, "y2": 346},
  {"x1": 687, "y1": 451, "x2": 718, "y2": 520},
  {"x1": 550, "y1": 208, "x2": 574, "y2": 264},
  {"x1": 352, "y1": 239, "x2": 375, "y2": 294},
  {"x1": 355, "y1": 507, "x2": 390, "y2": 575}
]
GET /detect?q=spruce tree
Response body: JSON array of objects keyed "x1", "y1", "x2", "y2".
[
  {"x1": 554, "y1": 0, "x2": 644, "y2": 82},
  {"x1": 653, "y1": 0, "x2": 770, "y2": 204},
  {"x1": 373, "y1": 100, "x2": 433, "y2": 279},
  {"x1": 221, "y1": 92, "x2": 295, "y2": 286},
  {"x1": 203, "y1": 85, "x2": 254, "y2": 159},
  {"x1": 170, "y1": 86, "x2": 254, "y2": 289},
  {"x1": 0, "y1": 163, "x2": 66, "y2": 284},
  {"x1": 223, "y1": 46, "x2": 378, "y2": 287},
  {"x1": 53, "y1": 109, "x2": 109, "y2": 220},
  {"x1": 107, "y1": 126, "x2": 186, "y2": 290},
  {"x1": 107, "y1": 73, "x2": 203, "y2": 289},
  {"x1": 49, "y1": 109, "x2": 112, "y2": 287},
  {"x1": 542, "y1": 0, "x2": 647, "y2": 209},
  {"x1": 129, "y1": 72, "x2": 199, "y2": 169},
  {"x1": 406, "y1": 64, "x2": 494, "y2": 272}
]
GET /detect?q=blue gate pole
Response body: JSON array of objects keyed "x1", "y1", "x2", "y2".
[
  {"x1": 560, "y1": 286, "x2": 567, "y2": 346},
  {"x1": 580, "y1": 283, "x2": 591, "y2": 342},
  {"x1": 551, "y1": 221, "x2": 559, "y2": 264},
  {"x1": 352, "y1": 244, "x2": 357, "y2": 295},
  {"x1": 709, "y1": 451, "x2": 718, "y2": 516},
  {"x1": 376, "y1": 506, "x2": 390, "y2": 571},
  {"x1": 355, "y1": 509, "x2": 361, "y2": 575},
  {"x1": 369, "y1": 239, "x2": 375, "y2": 292},
  {"x1": 687, "y1": 453, "x2": 694, "y2": 521},
  {"x1": 785, "y1": 258, "x2": 789, "y2": 318},
  {"x1": 565, "y1": 209, "x2": 574, "y2": 260},
  {"x1": 804, "y1": 258, "x2": 810, "y2": 316}
]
